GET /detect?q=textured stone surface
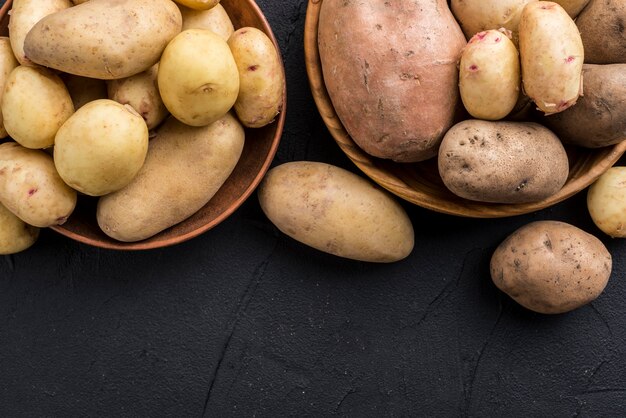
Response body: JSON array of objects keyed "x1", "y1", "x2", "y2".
[{"x1": 1, "y1": 0, "x2": 626, "y2": 416}]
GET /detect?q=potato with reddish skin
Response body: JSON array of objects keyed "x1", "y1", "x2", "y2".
[
  {"x1": 587, "y1": 167, "x2": 626, "y2": 238},
  {"x1": 519, "y1": 2, "x2": 584, "y2": 115},
  {"x1": 0, "y1": 202, "x2": 39, "y2": 255},
  {"x1": 0, "y1": 37, "x2": 18, "y2": 139},
  {"x1": 179, "y1": 3, "x2": 234, "y2": 40},
  {"x1": 62, "y1": 74, "x2": 107, "y2": 111},
  {"x1": 576, "y1": 0, "x2": 626, "y2": 64},
  {"x1": 318, "y1": 0, "x2": 466, "y2": 162},
  {"x1": 490, "y1": 221, "x2": 612, "y2": 314},
  {"x1": 0, "y1": 142, "x2": 76, "y2": 228}
]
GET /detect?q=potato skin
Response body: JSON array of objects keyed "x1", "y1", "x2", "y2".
[
  {"x1": 0, "y1": 142, "x2": 77, "y2": 227},
  {"x1": 490, "y1": 221, "x2": 612, "y2": 314},
  {"x1": 97, "y1": 113, "x2": 244, "y2": 242},
  {"x1": 438, "y1": 120, "x2": 568, "y2": 203},
  {"x1": 228, "y1": 27, "x2": 284, "y2": 128},
  {"x1": 318, "y1": 0, "x2": 466, "y2": 162},
  {"x1": 0, "y1": 38, "x2": 19, "y2": 139},
  {"x1": 23, "y1": 0, "x2": 182, "y2": 79},
  {"x1": 541, "y1": 64, "x2": 626, "y2": 148},
  {"x1": 552, "y1": 0, "x2": 591, "y2": 18},
  {"x1": 179, "y1": 3, "x2": 233, "y2": 40},
  {"x1": 519, "y1": 2, "x2": 584, "y2": 115},
  {"x1": 258, "y1": 162, "x2": 414, "y2": 263},
  {"x1": 0, "y1": 202, "x2": 39, "y2": 255},
  {"x1": 587, "y1": 167, "x2": 626, "y2": 238},
  {"x1": 174, "y1": 0, "x2": 219, "y2": 11},
  {"x1": 576, "y1": 0, "x2": 625, "y2": 64}
]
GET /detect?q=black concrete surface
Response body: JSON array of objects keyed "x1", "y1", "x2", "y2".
[{"x1": 2, "y1": 1, "x2": 626, "y2": 416}]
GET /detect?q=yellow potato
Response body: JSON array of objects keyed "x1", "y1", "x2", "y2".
[
  {"x1": 0, "y1": 37, "x2": 19, "y2": 139},
  {"x1": 0, "y1": 202, "x2": 39, "y2": 255},
  {"x1": 97, "y1": 113, "x2": 244, "y2": 242},
  {"x1": 553, "y1": 0, "x2": 591, "y2": 18},
  {"x1": 54, "y1": 100, "x2": 149, "y2": 197},
  {"x1": 0, "y1": 142, "x2": 76, "y2": 227},
  {"x1": 179, "y1": 4, "x2": 234, "y2": 40},
  {"x1": 228, "y1": 27, "x2": 285, "y2": 128},
  {"x1": 174, "y1": 0, "x2": 219, "y2": 11},
  {"x1": 158, "y1": 29, "x2": 239, "y2": 127},
  {"x1": 62, "y1": 74, "x2": 107, "y2": 111},
  {"x1": 587, "y1": 167, "x2": 626, "y2": 238},
  {"x1": 23, "y1": 0, "x2": 182, "y2": 79},
  {"x1": 258, "y1": 162, "x2": 414, "y2": 263},
  {"x1": 8, "y1": 0, "x2": 71, "y2": 66},
  {"x1": 2, "y1": 66, "x2": 74, "y2": 149}
]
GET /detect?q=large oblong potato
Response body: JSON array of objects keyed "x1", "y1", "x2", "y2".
[
  {"x1": 438, "y1": 120, "x2": 569, "y2": 204},
  {"x1": 228, "y1": 27, "x2": 284, "y2": 128},
  {"x1": 0, "y1": 37, "x2": 19, "y2": 139},
  {"x1": 576, "y1": 0, "x2": 626, "y2": 64},
  {"x1": 179, "y1": 3, "x2": 234, "y2": 40},
  {"x1": 491, "y1": 221, "x2": 612, "y2": 314},
  {"x1": 2, "y1": 66, "x2": 74, "y2": 149},
  {"x1": 23, "y1": 0, "x2": 182, "y2": 79},
  {"x1": 0, "y1": 202, "x2": 39, "y2": 255},
  {"x1": 97, "y1": 113, "x2": 244, "y2": 242},
  {"x1": 258, "y1": 162, "x2": 414, "y2": 263},
  {"x1": 0, "y1": 142, "x2": 77, "y2": 227}
]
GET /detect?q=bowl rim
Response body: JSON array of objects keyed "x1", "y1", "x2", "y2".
[{"x1": 303, "y1": 0, "x2": 626, "y2": 218}]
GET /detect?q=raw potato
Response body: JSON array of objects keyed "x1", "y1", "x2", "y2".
[
  {"x1": 318, "y1": 0, "x2": 466, "y2": 162},
  {"x1": 0, "y1": 142, "x2": 76, "y2": 227},
  {"x1": 8, "y1": 0, "x2": 71, "y2": 66},
  {"x1": 174, "y1": 0, "x2": 219, "y2": 11},
  {"x1": 54, "y1": 100, "x2": 149, "y2": 197},
  {"x1": 258, "y1": 161, "x2": 414, "y2": 263},
  {"x1": 72, "y1": 0, "x2": 89, "y2": 4},
  {"x1": 576, "y1": 0, "x2": 626, "y2": 64},
  {"x1": 228, "y1": 27, "x2": 284, "y2": 128},
  {"x1": 438, "y1": 120, "x2": 569, "y2": 204},
  {"x1": 179, "y1": 3, "x2": 234, "y2": 40},
  {"x1": 552, "y1": 0, "x2": 591, "y2": 18},
  {"x1": 541, "y1": 64, "x2": 626, "y2": 148},
  {"x1": 519, "y1": 2, "x2": 584, "y2": 114},
  {"x1": 2, "y1": 66, "x2": 74, "y2": 149},
  {"x1": 107, "y1": 64, "x2": 169, "y2": 130},
  {"x1": 0, "y1": 37, "x2": 19, "y2": 139},
  {"x1": 23, "y1": 0, "x2": 182, "y2": 79},
  {"x1": 158, "y1": 29, "x2": 239, "y2": 127},
  {"x1": 587, "y1": 167, "x2": 626, "y2": 238},
  {"x1": 97, "y1": 113, "x2": 244, "y2": 242},
  {"x1": 490, "y1": 221, "x2": 612, "y2": 314},
  {"x1": 0, "y1": 202, "x2": 39, "y2": 255},
  {"x1": 62, "y1": 74, "x2": 107, "y2": 110},
  {"x1": 451, "y1": 0, "x2": 537, "y2": 45},
  {"x1": 459, "y1": 30, "x2": 520, "y2": 120}
]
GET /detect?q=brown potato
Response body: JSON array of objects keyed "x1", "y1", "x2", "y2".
[
  {"x1": 576, "y1": 0, "x2": 626, "y2": 64},
  {"x1": 490, "y1": 221, "x2": 612, "y2": 314},
  {"x1": 179, "y1": 3, "x2": 234, "y2": 41}
]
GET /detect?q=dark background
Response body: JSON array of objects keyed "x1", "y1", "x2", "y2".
[{"x1": 2, "y1": 1, "x2": 626, "y2": 417}]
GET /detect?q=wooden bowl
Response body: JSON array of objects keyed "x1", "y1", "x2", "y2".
[
  {"x1": 304, "y1": 0, "x2": 626, "y2": 218},
  {"x1": 0, "y1": 0, "x2": 286, "y2": 250}
]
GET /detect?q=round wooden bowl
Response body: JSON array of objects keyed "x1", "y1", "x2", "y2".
[
  {"x1": 304, "y1": 0, "x2": 626, "y2": 218},
  {"x1": 0, "y1": 0, "x2": 286, "y2": 250}
]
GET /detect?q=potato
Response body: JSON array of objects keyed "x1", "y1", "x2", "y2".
[
  {"x1": 23, "y1": 0, "x2": 182, "y2": 80},
  {"x1": 107, "y1": 64, "x2": 169, "y2": 130},
  {"x1": 62, "y1": 74, "x2": 107, "y2": 111},
  {"x1": 0, "y1": 202, "x2": 39, "y2": 255},
  {"x1": 0, "y1": 142, "x2": 76, "y2": 227},
  {"x1": 451, "y1": 0, "x2": 537, "y2": 45},
  {"x1": 71, "y1": 0, "x2": 89, "y2": 4},
  {"x1": 490, "y1": 221, "x2": 612, "y2": 314},
  {"x1": 54, "y1": 100, "x2": 149, "y2": 197},
  {"x1": 318, "y1": 0, "x2": 466, "y2": 162},
  {"x1": 174, "y1": 0, "x2": 219, "y2": 11},
  {"x1": 0, "y1": 37, "x2": 19, "y2": 139},
  {"x1": 97, "y1": 113, "x2": 244, "y2": 242},
  {"x1": 541, "y1": 64, "x2": 626, "y2": 148},
  {"x1": 228, "y1": 27, "x2": 284, "y2": 128},
  {"x1": 587, "y1": 167, "x2": 626, "y2": 238},
  {"x1": 8, "y1": 0, "x2": 71, "y2": 66},
  {"x1": 258, "y1": 162, "x2": 414, "y2": 263},
  {"x1": 158, "y1": 29, "x2": 239, "y2": 127},
  {"x1": 179, "y1": 3, "x2": 234, "y2": 40},
  {"x1": 552, "y1": 0, "x2": 591, "y2": 18},
  {"x1": 2, "y1": 66, "x2": 74, "y2": 149},
  {"x1": 576, "y1": 0, "x2": 626, "y2": 64},
  {"x1": 519, "y1": 2, "x2": 584, "y2": 115},
  {"x1": 438, "y1": 120, "x2": 569, "y2": 203},
  {"x1": 459, "y1": 30, "x2": 520, "y2": 121}
]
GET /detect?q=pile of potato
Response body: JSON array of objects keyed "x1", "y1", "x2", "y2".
[{"x1": 0, "y1": 0, "x2": 285, "y2": 253}]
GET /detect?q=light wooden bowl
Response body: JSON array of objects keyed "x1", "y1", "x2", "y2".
[
  {"x1": 304, "y1": 0, "x2": 626, "y2": 218},
  {"x1": 0, "y1": 0, "x2": 286, "y2": 250}
]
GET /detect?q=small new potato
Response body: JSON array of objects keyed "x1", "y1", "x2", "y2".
[
  {"x1": 576, "y1": 0, "x2": 626, "y2": 64},
  {"x1": 0, "y1": 202, "x2": 39, "y2": 255},
  {"x1": 0, "y1": 142, "x2": 77, "y2": 227},
  {"x1": 62, "y1": 74, "x2": 107, "y2": 111},
  {"x1": 2, "y1": 66, "x2": 74, "y2": 149},
  {"x1": 0, "y1": 37, "x2": 19, "y2": 139},
  {"x1": 54, "y1": 100, "x2": 149, "y2": 197},
  {"x1": 588, "y1": 167, "x2": 626, "y2": 238},
  {"x1": 158, "y1": 29, "x2": 239, "y2": 127},
  {"x1": 174, "y1": 0, "x2": 219, "y2": 11},
  {"x1": 228, "y1": 27, "x2": 284, "y2": 128},
  {"x1": 491, "y1": 221, "x2": 612, "y2": 314},
  {"x1": 258, "y1": 161, "x2": 415, "y2": 263},
  {"x1": 438, "y1": 120, "x2": 569, "y2": 204},
  {"x1": 179, "y1": 3, "x2": 234, "y2": 40}
]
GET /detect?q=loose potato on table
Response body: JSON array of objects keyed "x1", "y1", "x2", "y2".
[
  {"x1": 491, "y1": 221, "x2": 612, "y2": 314},
  {"x1": 0, "y1": 202, "x2": 39, "y2": 255},
  {"x1": 0, "y1": 37, "x2": 19, "y2": 139},
  {"x1": 438, "y1": 120, "x2": 569, "y2": 204},
  {"x1": 587, "y1": 167, "x2": 626, "y2": 238},
  {"x1": 179, "y1": 3, "x2": 234, "y2": 40},
  {"x1": 258, "y1": 161, "x2": 414, "y2": 263},
  {"x1": 576, "y1": 0, "x2": 626, "y2": 64}
]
